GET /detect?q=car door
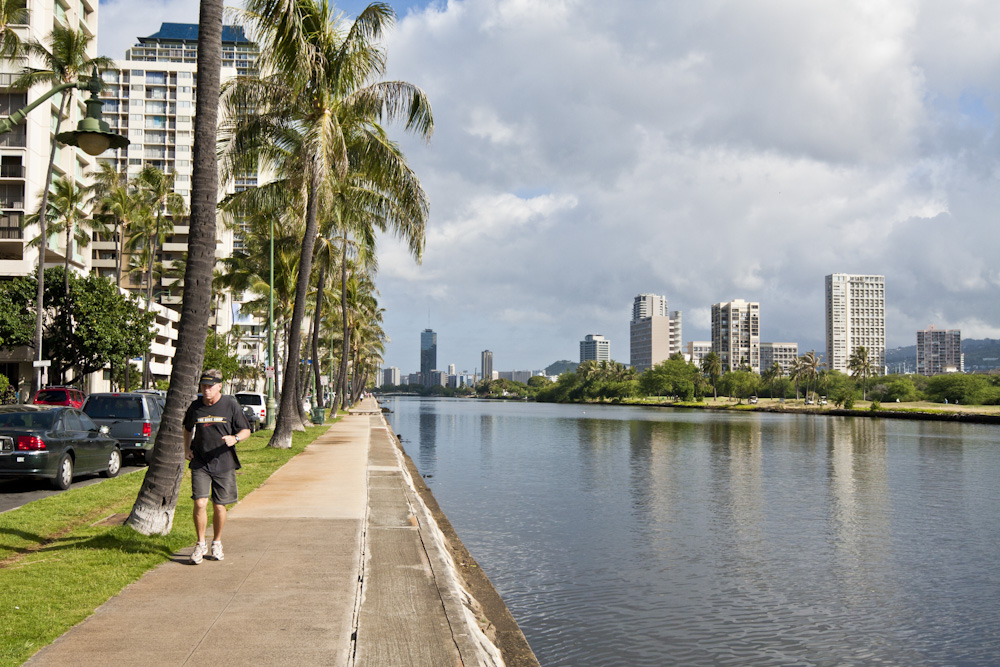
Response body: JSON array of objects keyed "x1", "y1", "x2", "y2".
[
  {"x1": 79, "y1": 411, "x2": 111, "y2": 472},
  {"x1": 59, "y1": 410, "x2": 94, "y2": 472}
]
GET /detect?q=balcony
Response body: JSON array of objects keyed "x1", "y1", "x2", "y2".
[{"x1": 0, "y1": 164, "x2": 24, "y2": 178}]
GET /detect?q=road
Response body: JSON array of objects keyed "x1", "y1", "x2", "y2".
[{"x1": 0, "y1": 462, "x2": 146, "y2": 513}]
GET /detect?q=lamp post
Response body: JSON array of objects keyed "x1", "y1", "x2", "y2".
[
  {"x1": 265, "y1": 215, "x2": 276, "y2": 428},
  {"x1": 0, "y1": 67, "x2": 128, "y2": 394}
]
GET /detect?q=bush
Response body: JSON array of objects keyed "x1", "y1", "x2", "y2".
[{"x1": 869, "y1": 400, "x2": 881, "y2": 411}]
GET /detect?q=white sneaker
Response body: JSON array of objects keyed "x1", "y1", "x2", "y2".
[
  {"x1": 211, "y1": 541, "x2": 224, "y2": 561},
  {"x1": 191, "y1": 542, "x2": 207, "y2": 564}
]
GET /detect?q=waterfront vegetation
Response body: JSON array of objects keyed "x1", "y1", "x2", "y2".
[
  {"x1": 379, "y1": 351, "x2": 1000, "y2": 414},
  {"x1": 0, "y1": 421, "x2": 332, "y2": 667}
]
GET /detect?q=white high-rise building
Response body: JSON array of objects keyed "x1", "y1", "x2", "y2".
[
  {"x1": 0, "y1": 0, "x2": 103, "y2": 392},
  {"x1": 760, "y1": 342, "x2": 799, "y2": 375},
  {"x1": 916, "y1": 326, "x2": 962, "y2": 376},
  {"x1": 629, "y1": 293, "x2": 682, "y2": 373},
  {"x1": 382, "y1": 366, "x2": 400, "y2": 386},
  {"x1": 825, "y1": 274, "x2": 885, "y2": 373},
  {"x1": 711, "y1": 300, "x2": 760, "y2": 373},
  {"x1": 580, "y1": 334, "x2": 610, "y2": 363}
]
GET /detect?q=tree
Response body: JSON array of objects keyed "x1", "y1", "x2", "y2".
[
  {"x1": 0, "y1": 0, "x2": 28, "y2": 58},
  {"x1": 761, "y1": 362, "x2": 781, "y2": 398},
  {"x1": 701, "y1": 352, "x2": 722, "y2": 399},
  {"x1": 220, "y1": 0, "x2": 432, "y2": 447},
  {"x1": 14, "y1": 26, "x2": 113, "y2": 395},
  {"x1": 724, "y1": 370, "x2": 760, "y2": 403},
  {"x1": 127, "y1": 0, "x2": 223, "y2": 535},
  {"x1": 90, "y1": 163, "x2": 137, "y2": 288},
  {"x1": 848, "y1": 345, "x2": 873, "y2": 401},
  {"x1": 795, "y1": 350, "x2": 824, "y2": 401}
]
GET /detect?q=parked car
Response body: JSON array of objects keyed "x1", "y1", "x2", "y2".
[
  {"x1": 33, "y1": 386, "x2": 86, "y2": 409},
  {"x1": 235, "y1": 392, "x2": 267, "y2": 423},
  {"x1": 242, "y1": 405, "x2": 261, "y2": 432},
  {"x1": 82, "y1": 392, "x2": 163, "y2": 465},
  {"x1": 0, "y1": 405, "x2": 121, "y2": 489}
]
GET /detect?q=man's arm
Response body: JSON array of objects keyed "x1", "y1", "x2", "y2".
[
  {"x1": 183, "y1": 427, "x2": 194, "y2": 461},
  {"x1": 222, "y1": 428, "x2": 251, "y2": 448}
]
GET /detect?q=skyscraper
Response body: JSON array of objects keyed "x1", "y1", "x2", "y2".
[
  {"x1": 580, "y1": 334, "x2": 610, "y2": 363},
  {"x1": 825, "y1": 274, "x2": 885, "y2": 373},
  {"x1": 711, "y1": 300, "x2": 760, "y2": 372},
  {"x1": 481, "y1": 350, "x2": 493, "y2": 381},
  {"x1": 420, "y1": 329, "x2": 437, "y2": 383},
  {"x1": 916, "y1": 326, "x2": 962, "y2": 375},
  {"x1": 629, "y1": 293, "x2": 682, "y2": 372}
]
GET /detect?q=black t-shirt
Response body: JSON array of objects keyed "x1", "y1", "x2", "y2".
[{"x1": 183, "y1": 395, "x2": 250, "y2": 472}]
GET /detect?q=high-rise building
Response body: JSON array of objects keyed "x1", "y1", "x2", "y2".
[
  {"x1": 580, "y1": 334, "x2": 610, "y2": 363},
  {"x1": 825, "y1": 274, "x2": 885, "y2": 373},
  {"x1": 686, "y1": 341, "x2": 712, "y2": 367},
  {"x1": 629, "y1": 293, "x2": 682, "y2": 372},
  {"x1": 481, "y1": 350, "x2": 493, "y2": 381},
  {"x1": 420, "y1": 329, "x2": 437, "y2": 383},
  {"x1": 760, "y1": 342, "x2": 799, "y2": 375},
  {"x1": 382, "y1": 367, "x2": 400, "y2": 386},
  {"x1": 916, "y1": 327, "x2": 962, "y2": 375},
  {"x1": 711, "y1": 300, "x2": 760, "y2": 372}
]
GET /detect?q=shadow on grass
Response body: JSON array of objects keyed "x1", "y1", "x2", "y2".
[{"x1": 39, "y1": 527, "x2": 178, "y2": 558}]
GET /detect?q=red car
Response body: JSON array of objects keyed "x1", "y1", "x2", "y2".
[{"x1": 33, "y1": 387, "x2": 86, "y2": 409}]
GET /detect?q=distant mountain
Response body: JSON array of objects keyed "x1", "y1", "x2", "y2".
[
  {"x1": 885, "y1": 338, "x2": 1000, "y2": 372},
  {"x1": 545, "y1": 360, "x2": 579, "y2": 375}
]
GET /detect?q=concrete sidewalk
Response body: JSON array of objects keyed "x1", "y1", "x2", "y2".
[{"x1": 25, "y1": 399, "x2": 505, "y2": 666}]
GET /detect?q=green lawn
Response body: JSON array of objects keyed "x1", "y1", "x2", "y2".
[{"x1": 0, "y1": 422, "x2": 333, "y2": 667}]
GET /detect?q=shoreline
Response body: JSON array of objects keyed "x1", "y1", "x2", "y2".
[{"x1": 387, "y1": 423, "x2": 541, "y2": 667}]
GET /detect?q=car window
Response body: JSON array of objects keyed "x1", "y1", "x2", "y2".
[
  {"x1": 35, "y1": 389, "x2": 66, "y2": 403},
  {"x1": 61, "y1": 411, "x2": 84, "y2": 431},
  {"x1": 0, "y1": 411, "x2": 55, "y2": 429},
  {"x1": 237, "y1": 394, "x2": 263, "y2": 406},
  {"x1": 78, "y1": 412, "x2": 99, "y2": 431},
  {"x1": 148, "y1": 398, "x2": 162, "y2": 420},
  {"x1": 83, "y1": 397, "x2": 143, "y2": 420}
]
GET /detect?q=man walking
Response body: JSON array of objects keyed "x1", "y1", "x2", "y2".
[{"x1": 184, "y1": 369, "x2": 251, "y2": 564}]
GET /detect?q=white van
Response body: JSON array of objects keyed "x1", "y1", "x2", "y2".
[{"x1": 235, "y1": 392, "x2": 267, "y2": 422}]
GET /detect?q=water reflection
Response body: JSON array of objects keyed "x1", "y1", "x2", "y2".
[{"x1": 386, "y1": 398, "x2": 1000, "y2": 666}]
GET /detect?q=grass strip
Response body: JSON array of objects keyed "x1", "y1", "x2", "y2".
[{"x1": 0, "y1": 421, "x2": 335, "y2": 667}]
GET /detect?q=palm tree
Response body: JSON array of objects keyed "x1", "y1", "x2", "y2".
[
  {"x1": 127, "y1": 0, "x2": 224, "y2": 535},
  {"x1": 796, "y1": 350, "x2": 824, "y2": 401},
  {"x1": 220, "y1": 0, "x2": 432, "y2": 447},
  {"x1": 848, "y1": 346, "x2": 873, "y2": 401},
  {"x1": 15, "y1": 26, "x2": 113, "y2": 395},
  {"x1": 701, "y1": 352, "x2": 722, "y2": 399},
  {"x1": 761, "y1": 361, "x2": 781, "y2": 398},
  {"x1": 90, "y1": 163, "x2": 136, "y2": 288},
  {"x1": 0, "y1": 0, "x2": 28, "y2": 59}
]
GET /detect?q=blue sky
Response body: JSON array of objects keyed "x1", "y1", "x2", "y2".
[{"x1": 99, "y1": 1, "x2": 1000, "y2": 376}]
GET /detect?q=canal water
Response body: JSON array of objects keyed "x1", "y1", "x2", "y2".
[{"x1": 383, "y1": 397, "x2": 1000, "y2": 666}]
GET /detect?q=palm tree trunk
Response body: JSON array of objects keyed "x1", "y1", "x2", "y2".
[
  {"x1": 115, "y1": 218, "x2": 122, "y2": 288},
  {"x1": 30, "y1": 90, "x2": 70, "y2": 396},
  {"x1": 270, "y1": 159, "x2": 322, "y2": 448},
  {"x1": 310, "y1": 263, "x2": 325, "y2": 409},
  {"x1": 126, "y1": 0, "x2": 223, "y2": 535},
  {"x1": 338, "y1": 239, "x2": 350, "y2": 411}
]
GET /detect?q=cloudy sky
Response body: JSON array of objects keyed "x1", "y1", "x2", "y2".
[{"x1": 99, "y1": 0, "x2": 1000, "y2": 375}]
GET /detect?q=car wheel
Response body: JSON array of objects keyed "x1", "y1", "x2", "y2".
[
  {"x1": 141, "y1": 449, "x2": 153, "y2": 466},
  {"x1": 52, "y1": 453, "x2": 73, "y2": 490},
  {"x1": 102, "y1": 447, "x2": 122, "y2": 478}
]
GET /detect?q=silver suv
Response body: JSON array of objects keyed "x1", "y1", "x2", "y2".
[{"x1": 82, "y1": 393, "x2": 163, "y2": 465}]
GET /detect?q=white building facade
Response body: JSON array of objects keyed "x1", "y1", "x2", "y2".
[
  {"x1": 825, "y1": 274, "x2": 885, "y2": 373},
  {"x1": 580, "y1": 334, "x2": 610, "y2": 363},
  {"x1": 711, "y1": 300, "x2": 760, "y2": 373}
]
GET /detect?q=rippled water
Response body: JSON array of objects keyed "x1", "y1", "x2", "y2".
[{"x1": 384, "y1": 397, "x2": 1000, "y2": 666}]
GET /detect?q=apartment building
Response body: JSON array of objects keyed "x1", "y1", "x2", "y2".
[
  {"x1": 686, "y1": 341, "x2": 712, "y2": 367},
  {"x1": 760, "y1": 342, "x2": 799, "y2": 375},
  {"x1": 629, "y1": 293, "x2": 682, "y2": 373},
  {"x1": 825, "y1": 274, "x2": 885, "y2": 373},
  {"x1": 711, "y1": 300, "x2": 761, "y2": 372},
  {"x1": 382, "y1": 366, "x2": 400, "y2": 386},
  {"x1": 916, "y1": 326, "x2": 962, "y2": 376},
  {"x1": 580, "y1": 334, "x2": 610, "y2": 363}
]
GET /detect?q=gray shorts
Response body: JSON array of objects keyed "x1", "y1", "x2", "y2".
[{"x1": 191, "y1": 466, "x2": 238, "y2": 505}]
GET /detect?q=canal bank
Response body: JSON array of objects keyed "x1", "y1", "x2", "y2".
[{"x1": 25, "y1": 398, "x2": 537, "y2": 666}]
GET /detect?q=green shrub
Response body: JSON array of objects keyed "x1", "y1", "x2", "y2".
[{"x1": 869, "y1": 400, "x2": 881, "y2": 411}]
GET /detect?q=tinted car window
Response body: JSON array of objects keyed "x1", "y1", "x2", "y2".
[
  {"x1": 0, "y1": 411, "x2": 55, "y2": 429},
  {"x1": 79, "y1": 412, "x2": 98, "y2": 431},
  {"x1": 61, "y1": 411, "x2": 84, "y2": 431},
  {"x1": 237, "y1": 395, "x2": 263, "y2": 406},
  {"x1": 35, "y1": 389, "x2": 68, "y2": 403},
  {"x1": 84, "y1": 397, "x2": 143, "y2": 420}
]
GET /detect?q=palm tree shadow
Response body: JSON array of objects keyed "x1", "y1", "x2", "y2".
[
  {"x1": 38, "y1": 530, "x2": 176, "y2": 558},
  {"x1": 0, "y1": 526, "x2": 47, "y2": 556}
]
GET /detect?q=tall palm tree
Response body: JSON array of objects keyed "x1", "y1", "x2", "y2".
[
  {"x1": 761, "y1": 361, "x2": 781, "y2": 398},
  {"x1": 796, "y1": 350, "x2": 824, "y2": 401},
  {"x1": 701, "y1": 351, "x2": 722, "y2": 399},
  {"x1": 14, "y1": 26, "x2": 113, "y2": 395},
  {"x1": 127, "y1": 0, "x2": 224, "y2": 535},
  {"x1": 848, "y1": 346, "x2": 873, "y2": 401},
  {"x1": 90, "y1": 163, "x2": 136, "y2": 287},
  {"x1": 220, "y1": 0, "x2": 432, "y2": 448}
]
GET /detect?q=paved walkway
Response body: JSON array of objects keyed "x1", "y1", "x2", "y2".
[{"x1": 25, "y1": 399, "x2": 502, "y2": 666}]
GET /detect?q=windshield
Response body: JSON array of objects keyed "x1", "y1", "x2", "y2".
[
  {"x1": 0, "y1": 411, "x2": 55, "y2": 429},
  {"x1": 237, "y1": 395, "x2": 263, "y2": 406},
  {"x1": 35, "y1": 390, "x2": 68, "y2": 403},
  {"x1": 83, "y1": 397, "x2": 143, "y2": 420}
]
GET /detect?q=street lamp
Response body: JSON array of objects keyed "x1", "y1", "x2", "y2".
[{"x1": 0, "y1": 67, "x2": 128, "y2": 393}]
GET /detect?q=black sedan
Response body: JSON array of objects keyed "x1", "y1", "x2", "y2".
[{"x1": 0, "y1": 405, "x2": 121, "y2": 490}]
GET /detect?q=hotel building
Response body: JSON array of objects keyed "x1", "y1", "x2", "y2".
[
  {"x1": 580, "y1": 334, "x2": 610, "y2": 363},
  {"x1": 711, "y1": 299, "x2": 761, "y2": 373},
  {"x1": 825, "y1": 274, "x2": 885, "y2": 373},
  {"x1": 629, "y1": 293, "x2": 682, "y2": 373},
  {"x1": 916, "y1": 327, "x2": 962, "y2": 376}
]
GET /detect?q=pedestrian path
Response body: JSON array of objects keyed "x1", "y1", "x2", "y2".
[{"x1": 25, "y1": 398, "x2": 505, "y2": 666}]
